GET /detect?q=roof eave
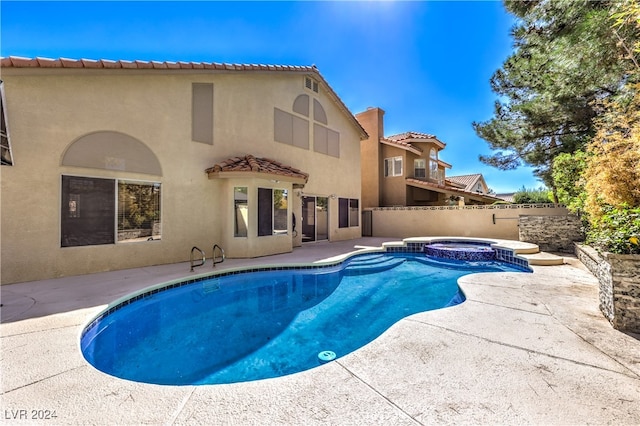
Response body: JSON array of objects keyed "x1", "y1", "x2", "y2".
[{"x1": 380, "y1": 139, "x2": 422, "y2": 155}]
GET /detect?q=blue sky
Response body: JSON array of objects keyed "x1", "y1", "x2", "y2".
[{"x1": 1, "y1": 1, "x2": 541, "y2": 193}]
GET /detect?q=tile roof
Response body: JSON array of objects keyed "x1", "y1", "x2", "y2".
[
  {"x1": 447, "y1": 174, "x2": 483, "y2": 191},
  {"x1": 386, "y1": 131, "x2": 446, "y2": 150},
  {"x1": 387, "y1": 131, "x2": 436, "y2": 141},
  {"x1": 1, "y1": 56, "x2": 368, "y2": 140},
  {"x1": 406, "y1": 177, "x2": 501, "y2": 203},
  {"x1": 205, "y1": 155, "x2": 309, "y2": 183},
  {"x1": 380, "y1": 137, "x2": 423, "y2": 154},
  {"x1": 0, "y1": 56, "x2": 318, "y2": 72}
]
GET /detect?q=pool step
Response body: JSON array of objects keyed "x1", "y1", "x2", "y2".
[
  {"x1": 343, "y1": 257, "x2": 405, "y2": 275},
  {"x1": 344, "y1": 254, "x2": 387, "y2": 267},
  {"x1": 519, "y1": 252, "x2": 565, "y2": 266}
]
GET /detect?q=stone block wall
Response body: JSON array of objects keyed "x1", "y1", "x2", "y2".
[
  {"x1": 518, "y1": 215, "x2": 583, "y2": 252},
  {"x1": 576, "y1": 244, "x2": 640, "y2": 333}
]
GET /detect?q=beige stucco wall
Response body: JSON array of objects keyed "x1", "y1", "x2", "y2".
[
  {"x1": 356, "y1": 108, "x2": 383, "y2": 209},
  {"x1": 380, "y1": 144, "x2": 407, "y2": 207},
  {"x1": 0, "y1": 68, "x2": 362, "y2": 284},
  {"x1": 368, "y1": 204, "x2": 570, "y2": 240}
]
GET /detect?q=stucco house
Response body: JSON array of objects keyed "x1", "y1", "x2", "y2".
[
  {"x1": 356, "y1": 107, "x2": 501, "y2": 208},
  {"x1": 0, "y1": 56, "x2": 367, "y2": 284}
]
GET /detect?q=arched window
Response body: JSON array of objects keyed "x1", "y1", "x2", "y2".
[
  {"x1": 62, "y1": 131, "x2": 162, "y2": 176},
  {"x1": 292, "y1": 94, "x2": 309, "y2": 117}
]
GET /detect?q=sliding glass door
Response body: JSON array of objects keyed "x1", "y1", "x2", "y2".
[{"x1": 301, "y1": 196, "x2": 328, "y2": 243}]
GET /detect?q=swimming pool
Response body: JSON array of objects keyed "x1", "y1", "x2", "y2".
[{"x1": 80, "y1": 252, "x2": 529, "y2": 386}]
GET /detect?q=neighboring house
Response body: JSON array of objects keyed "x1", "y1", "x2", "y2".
[
  {"x1": 0, "y1": 56, "x2": 367, "y2": 284},
  {"x1": 447, "y1": 174, "x2": 492, "y2": 196},
  {"x1": 356, "y1": 107, "x2": 501, "y2": 208}
]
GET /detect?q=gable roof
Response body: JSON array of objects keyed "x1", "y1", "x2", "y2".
[
  {"x1": 387, "y1": 131, "x2": 446, "y2": 149},
  {"x1": 379, "y1": 137, "x2": 423, "y2": 155},
  {"x1": 447, "y1": 174, "x2": 486, "y2": 192},
  {"x1": 205, "y1": 155, "x2": 308, "y2": 185},
  {"x1": 406, "y1": 177, "x2": 501, "y2": 203},
  {"x1": 0, "y1": 56, "x2": 368, "y2": 140}
]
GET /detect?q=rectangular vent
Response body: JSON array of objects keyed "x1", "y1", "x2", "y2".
[{"x1": 304, "y1": 76, "x2": 319, "y2": 93}]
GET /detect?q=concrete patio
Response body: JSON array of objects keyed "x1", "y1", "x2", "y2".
[{"x1": 1, "y1": 237, "x2": 639, "y2": 425}]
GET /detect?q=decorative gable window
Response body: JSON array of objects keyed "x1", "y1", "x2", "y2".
[
  {"x1": 384, "y1": 156, "x2": 403, "y2": 177},
  {"x1": 304, "y1": 76, "x2": 319, "y2": 93}
]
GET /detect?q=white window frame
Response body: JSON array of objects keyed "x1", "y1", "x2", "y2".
[
  {"x1": 414, "y1": 159, "x2": 426, "y2": 178},
  {"x1": 384, "y1": 156, "x2": 403, "y2": 177}
]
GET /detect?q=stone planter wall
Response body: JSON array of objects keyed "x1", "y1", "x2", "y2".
[
  {"x1": 518, "y1": 214, "x2": 583, "y2": 253},
  {"x1": 576, "y1": 243, "x2": 640, "y2": 333}
]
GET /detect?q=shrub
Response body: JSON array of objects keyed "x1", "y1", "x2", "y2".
[
  {"x1": 586, "y1": 205, "x2": 640, "y2": 254},
  {"x1": 513, "y1": 186, "x2": 553, "y2": 204}
]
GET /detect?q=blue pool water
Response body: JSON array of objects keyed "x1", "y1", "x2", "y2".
[{"x1": 81, "y1": 252, "x2": 529, "y2": 385}]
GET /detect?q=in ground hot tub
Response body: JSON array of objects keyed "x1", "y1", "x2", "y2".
[{"x1": 424, "y1": 241, "x2": 496, "y2": 261}]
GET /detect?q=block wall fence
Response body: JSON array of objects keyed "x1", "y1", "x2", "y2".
[{"x1": 365, "y1": 204, "x2": 570, "y2": 241}]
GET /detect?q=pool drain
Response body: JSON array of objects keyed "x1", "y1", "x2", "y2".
[{"x1": 318, "y1": 350, "x2": 336, "y2": 363}]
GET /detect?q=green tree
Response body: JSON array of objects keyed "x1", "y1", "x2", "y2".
[
  {"x1": 474, "y1": 0, "x2": 636, "y2": 197},
  {"x1": 551, "y1": 150, "x2": 588, "y2": 213},
  {"x1": 513, "y1": 186, "x2": 553, "y2": 204}
]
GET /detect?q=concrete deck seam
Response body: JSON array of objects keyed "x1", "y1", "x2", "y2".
[
  {"x1": 405, "y1": 319, "x2": 640, "y2": 381},
  {"x1": 334, "y1": 359, "x2": 424, "y2": 426},
  {"x1": 463, "y1": 298, "x2": 553, "y2": 317},
  {"x1": 1, "y1": 365, "x2": 86, "y2": 395},
  {"x1": 167, "y1": 386, "x2": 196, "y2": 425},
  {"x1": 540, "y1": 307, "x2": 640, "y2": 380},
  {"x1": 1, "y1": 323, "x2": 82, "y2": 338}
]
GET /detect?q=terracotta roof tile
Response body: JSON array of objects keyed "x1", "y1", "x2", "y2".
[
  {"x1": 387, "y1": 131, "x2": 436, "y2": 141},
  {"x1": 387, "y1": 131, "x2": 446, "y2": 149},
  {"x1": 447, "y1": 174, "x2": 483, "y2": 191},
  {"x1": 380, "y1": 137, "x2": 423, "y2": 154},
  {"x1": 406, "y1": 177, "x2": 501, "y2": 202},
  {"x1": 205, "y1": 155, "x2": 309, "y2": 183}
]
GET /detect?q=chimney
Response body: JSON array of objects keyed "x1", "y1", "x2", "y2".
[{"x1": 355, "y1": 107, "x2": 385, "y2": 208}]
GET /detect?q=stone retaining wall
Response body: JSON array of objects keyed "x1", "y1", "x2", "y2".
[
  {"x1": 576, "y1": 243, "x2": 640, "y2": 333},
  {"x1": 518, "y1": 215, "x2": 583, "y2": 253}
]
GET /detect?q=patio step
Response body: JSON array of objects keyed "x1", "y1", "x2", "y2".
[{"x1": 519, "y1": 251, "x2": 565, "y2": 266}]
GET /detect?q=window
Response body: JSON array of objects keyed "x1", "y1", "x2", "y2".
[
  {"x1": 274, "y1": 108, "x2": 309, "y2": 149},
  {"x1": 0, "y1": 81, "x2": 13, "y2": 166},
  {"x1": 313, "y1": 124, "x2": 340, "y2": 157},
  {"x1": 258, "y1": 188, "x2": 288, "y2": 236},
  {"x1": 192, "y1": 83, "x2": 214, "y2": 145},
  {"x1": 62, "y1": 176, "x2": 115, "y2": 247},
  {"x1": 384, "y1": 156, "x2": 403, "y2": 177},
  {"x1": 339, "y1": 197, "x2": 360, "y2": 228},
  {"x1": 118, "y1": 181, "x2": 161, "y2": 242},
  {"x1": 429, "y1": 148, "x2": 438, "y2": 179},
  {"x1": 61, "y1": 175, "x2": 161, "y2": 247},
  {"x1": 414, "y1": 159, "x2": 426, "y2": 178},
  {"x1": 349, "y1": 199, "x2": 359, "y2": 227},
  {"x1": 234, "y1": 187, "x2": 248, "y2": 237}
]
